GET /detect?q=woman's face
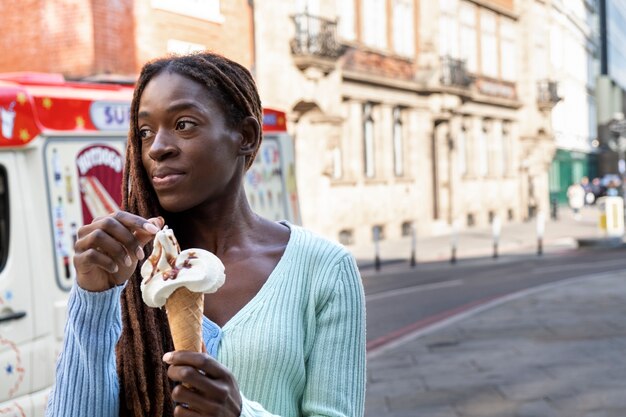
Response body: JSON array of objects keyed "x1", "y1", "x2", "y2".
[{"x1": 138, "y1": 71, "x2": 244, "y2": 213}]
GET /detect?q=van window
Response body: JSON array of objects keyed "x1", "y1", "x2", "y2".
[{"x1": 0, "y1": 165, "x2": 8, "y2": 272}]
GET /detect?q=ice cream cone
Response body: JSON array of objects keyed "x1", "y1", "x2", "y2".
[{"x1": 165, "y1": 287, "x2": 204, "y2": 352}]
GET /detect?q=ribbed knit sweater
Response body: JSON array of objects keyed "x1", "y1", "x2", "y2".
[{"x1": 46, "y1": 223, "x2": 366, "y2": 417}]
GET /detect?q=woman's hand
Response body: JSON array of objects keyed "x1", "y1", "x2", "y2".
[
  {"x1": 163, "y1": 351, "x2": 243, "y2": 417},
  {"x1": 74, "y1": 211, "x2": 164, "y2": 292}
]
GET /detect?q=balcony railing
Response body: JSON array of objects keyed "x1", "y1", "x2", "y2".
[
  {"x1": 537, "y1": 80, "x2": 561, "y2": 108},
  {"x1": 290, "y1": 13, "x2": 344, "y2": 59},
  {"x1": 440, "y1": 56, "x2": 473, "y2": 88}
]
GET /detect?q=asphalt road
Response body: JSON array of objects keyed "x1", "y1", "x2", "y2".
[{"x1": 363, "y1": 246, "x2": 626, "y2": 347}]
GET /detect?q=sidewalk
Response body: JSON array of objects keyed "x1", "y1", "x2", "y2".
[
  {"x1": 363, "y1": 206, "x2": 626, "y2": 416},
  {"x1": 348, "y1": 206, "x2": 609, "y2": 270},
  {"x1": 364, "y1": 271, "x2": 626, "y2": 417}
]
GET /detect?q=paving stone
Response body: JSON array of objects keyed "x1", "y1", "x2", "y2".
[
  {"x1": 365, "y1": 272, "x2": 626, "y2": 416},
  {"x1": 514, "y1": 399, "x2": 560, "y2": 417},
  {"x1": 451, "y1": 387, "x2": 516, "y2": 417},
  {"x1": 367, "y1": 353, "x2": 416, "y2": 371}
]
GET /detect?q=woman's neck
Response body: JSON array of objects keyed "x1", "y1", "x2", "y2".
[{"x1": 167, "y1": 190, "x2": 259, "y2": 256}]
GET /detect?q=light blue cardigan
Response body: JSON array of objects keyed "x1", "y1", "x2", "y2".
[{"x1": 46, "y1": 223, "x2": 366, "y2": 416}]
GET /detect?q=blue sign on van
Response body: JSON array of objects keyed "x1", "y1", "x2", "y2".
[{"x1": 89, "y1": 101, "x2": 131, "y2": 131}]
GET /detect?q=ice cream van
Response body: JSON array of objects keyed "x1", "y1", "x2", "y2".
[{"x1": 0, "y1": 72, "x2": 300, "y2": 417}]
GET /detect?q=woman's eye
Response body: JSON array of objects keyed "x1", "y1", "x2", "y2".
[
  {"x1": 175, "y1": 120, "x2": 195, "y2": 131},
  {"x1": 139, "y1": 128, "x2": 154, "y2": 140}
]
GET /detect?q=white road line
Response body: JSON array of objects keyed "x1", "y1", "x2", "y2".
[{"x1": 365, "y1": 279, "x2": 464, "y2": 302}]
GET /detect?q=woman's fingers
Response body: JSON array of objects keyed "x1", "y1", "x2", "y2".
[
  {"x1": 73, "y1": 211, "x2": 162, "y2": 291},
  {"x1": 164, "y1": 351, "x2": 231, "y2": 381},
  {"x1": 164, "y1": 351, "x2": 242, "y2": 415}
]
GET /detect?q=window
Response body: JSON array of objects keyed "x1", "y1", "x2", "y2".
[
  {"x1": 338, "y1": 0, "x2": 356, "y2": 40},
  {"x1": 500, "y1": 18, "x2": 517, "y2": 80},
  {"x1": 392, "y1": 107, "x2": 404, "y2": 177},
  {"x1": 393, "y1": 0, "x2": 415, "y2": 56},
  {"x1": 459, "y1": 1, "x2": 477, "y2": 72},
  {"x1": 502, "y1": 122, "x2": 511, "y2": 176},
  {"x1": 363, "y1": 103, "x2": 376, "y2": 178},
  {"x1": 0, "y1": 166, "x2": 8, "y2": 272},
  {"x1": 491, "y1": 120, "x2": 503, "y2": 176},
  {"x1": 151, "y1": 0, "x2": 223, "y2": 23},
  {"x1": 363, "y1": 0, "x2": 388, "y2": 49},
  {"x1": 401, "y1": 221, "x2": 413, "y2": 237},
  {"x1": 480, "y1": 9, "x2": 498, "y2": 77},
  {"x1": 439, "y1": 0, "x2": 459, "y2": 58},
  {"x1": 338, "y1": 229, "x2": 354, "y2": 245},
  {"x1": 475, "y1": 120, "x2": 488, "y2": 176}
]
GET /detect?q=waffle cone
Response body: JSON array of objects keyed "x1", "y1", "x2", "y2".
[{"x1": 165, "y1": 287, "x2": 204, "y2": 352}]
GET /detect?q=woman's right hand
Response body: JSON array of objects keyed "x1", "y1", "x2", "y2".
[{"x1": 73, "y1": 211, "x2": 164, "y2": 292}]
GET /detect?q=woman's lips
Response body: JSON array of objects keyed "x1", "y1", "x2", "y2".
[{"x1": 152, "y1": 173, "x2": 184, "y2": 189}]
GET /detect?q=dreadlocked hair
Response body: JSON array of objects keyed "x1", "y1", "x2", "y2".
[{"x1": 117, "y1": 51, "x2": 264, "y2": 417}]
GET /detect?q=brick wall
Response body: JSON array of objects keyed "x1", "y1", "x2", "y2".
[
  {"x1": 0, "y1": 0, "x2": 253, "y2": 77},
  {"x1": 92, "y1": 0, "x2": 137, "y2": 75},
  {"x1": 0, "y1": 0, "x2": 95, "y2": 76}
]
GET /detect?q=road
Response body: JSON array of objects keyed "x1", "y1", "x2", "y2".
[{"x1": 363, "y1": 246, "x2": 626, "y2": 349}]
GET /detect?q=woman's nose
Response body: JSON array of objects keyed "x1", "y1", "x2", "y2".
[{"x1": 148, "y1": 129, "x2": 179, "y2": 161}]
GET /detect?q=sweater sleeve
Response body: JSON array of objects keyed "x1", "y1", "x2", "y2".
[
  {"x1": 45, "y1": 283, "x2": 124, "y2": 417},
  {"x1": 302, "y1": 254, "x2": 366, "y2": 417}
]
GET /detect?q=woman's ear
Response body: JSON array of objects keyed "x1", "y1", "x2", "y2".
[{"x1": 239, "y1": 116, "x2": 261, "y2": 156}]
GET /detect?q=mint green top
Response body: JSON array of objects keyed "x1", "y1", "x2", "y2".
[{"x1": 47, "y1": 223, "x2": 366, "y2": 417}]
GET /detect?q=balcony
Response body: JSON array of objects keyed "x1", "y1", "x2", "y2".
[
  {"x1": 537, "y1": 80, "x2": 561, "y2": 109},
  {"x1": 440, "y1": 56, "x2": 473, "y2": 89},
  {"x1": 290, "y1": 13, "x2": 344, "y2": 73}
]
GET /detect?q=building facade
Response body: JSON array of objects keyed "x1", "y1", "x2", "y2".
[
  {"x1": 253, "y1": 0, "x2": 563, "y2": 248},
  {"x1": 0, "y1": 0, "x2": 569, "y2": 247}
]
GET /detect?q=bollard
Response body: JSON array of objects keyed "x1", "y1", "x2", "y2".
[
  {"x1": 374, "y1": 227, "x2": 381, "y2": 271},
  {"x1": 492, "y1": 215, "x2": 501, "y2": 259},
  {"x1": 536, "y1": 211, "x2": 545, "y2": 256},
  {"x1": 410, "y1": 225, "x2": 417, "y2": 268},
  {"x1": 550, "y1": 197, "x2": 558, "y2": 220},
  {"x1": 450, "y1": 221, "x2": 458, "y2": 264}
]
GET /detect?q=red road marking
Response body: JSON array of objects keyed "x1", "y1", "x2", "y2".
[{"x1": 366, "y1": 295, "x2": 502, "y2": 353}]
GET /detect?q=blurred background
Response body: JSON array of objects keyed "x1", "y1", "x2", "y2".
[
  {"x1": 0, "y1": 0, "x2": 621, "y2": 243},
  {"x1": 1, "y1": 0, "x2": 626, "y2": 416}
]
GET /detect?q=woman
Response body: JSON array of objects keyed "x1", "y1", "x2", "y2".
[{"x1": 46, "y1": 52, "x2": 366, "y2": 417}]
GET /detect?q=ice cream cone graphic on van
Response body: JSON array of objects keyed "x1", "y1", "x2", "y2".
[
  {"x1": 76, "y1": 144, "x2": 123, "y2": 224},
  {"x1": 1, "y1": 101, "x2": 16, "y2": 139}
]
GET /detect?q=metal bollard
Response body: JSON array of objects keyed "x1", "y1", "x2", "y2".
[
  {"x1": 450, "y1": 221, "x2": 458, "y2": 264},
  {"x1": 492, "y1": 215, "x2": 501, "y2": 259},
  {"x1": 374, "y1": 227, "x2": 381, "y2": 271},
  {"x1": 536, "y1": 211, "x2": 545, "y2": 256},
  {"x1": 550, "y1": 197, "x2": 558, "y2": 220}
]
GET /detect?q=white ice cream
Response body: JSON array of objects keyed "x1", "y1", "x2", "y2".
[{"x1": 140, "y1": 226, "x2": 225, "y2": 308}]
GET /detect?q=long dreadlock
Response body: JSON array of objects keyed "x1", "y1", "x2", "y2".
[{"x1": 117, "y1": 51, "x2": 264, "y2": 417}]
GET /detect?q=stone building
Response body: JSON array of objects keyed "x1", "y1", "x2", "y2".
[{"x1": 253, "y1": 0, "x2": 562, "y2": 248}]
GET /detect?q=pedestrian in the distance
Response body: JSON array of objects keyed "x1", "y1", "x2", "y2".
[
  {"x1": 567, "y1": 181, "x2": 585, "y2": 220},
  {"x1": 46, "y1": 51, "x2": 366, "y2": 417}
]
